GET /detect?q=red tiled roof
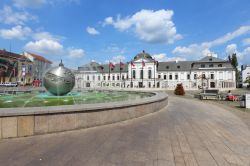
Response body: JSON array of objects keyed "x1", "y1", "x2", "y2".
[
  {"x1": 0, "y1": 49, "x2": 29, "y2": 61},
  {"x1": 27, "y1": 52, "x2": 52, "y2": 64}
]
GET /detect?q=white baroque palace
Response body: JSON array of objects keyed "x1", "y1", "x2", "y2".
[{"x1": 75, "y1": 51, "x2": 236, "y2": 90}]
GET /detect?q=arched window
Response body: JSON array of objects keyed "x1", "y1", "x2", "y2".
[
  {"x1": 148, "y1": 70, "x2": 152, "y2": 79},
  {"x1": 140, "y1": 70, "x2": 143, "y2": 79},
  {"x1": 132, "y1": 70, "x2": 136, "y2": 79}
]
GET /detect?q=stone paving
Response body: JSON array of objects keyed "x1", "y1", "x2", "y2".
[{"x1": 0, "y1": 96, "x2": 250, "y2": 166}]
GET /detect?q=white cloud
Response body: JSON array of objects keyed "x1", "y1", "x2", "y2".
[
  {"x1": 104, "y1": 9, "x2": 182, "y2": 44},
  {"x1": 224, "y1": 44, "x2": 250, "y2": 64},
  {"x1": 201, "y1": 26, "x2": 250, "y2": 48},
  {"x1": 86, "y1": 27, "x2": 100, "y2": 35},
  {"x1": 152, "y1": 53, "x2": 186, "y2": 62},
  {"x1": 24, "y1": 39, "x2": 63, "y2": 55},
  {"x1": 106, "y1": 55, "x2": 126, "y2": 64},
  {"x1": 32, "y1": 31, "x2": 63, "y2": 41},
  {"x1": 0, "y1": 5, "x2": 36, "y2": 25},
  {"x1": 0, "y1": 25, "x2": 31, "y2": 40},
  {"x1": 68, "y1": 48, "x2": 85, "y2": 58},
  {"x1": 242, "y1": 38, "x2": 250, "y2": 46},
  {"x1": 104, "y1": 17, "x2": 114, "y2": 25},
  {"x1": 172, "y1": 25, "x2": 250, "y2": 59},
  {"x1": 225, "y1": 44, "x2": 237, "y2": 55},
  {"x1": 13, "y1": 0, "x2": 46, "y2": 8}
]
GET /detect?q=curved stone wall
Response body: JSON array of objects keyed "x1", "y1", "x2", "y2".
[{"x1": 0, "y1": 92, "x2": 168, "y2": 139}]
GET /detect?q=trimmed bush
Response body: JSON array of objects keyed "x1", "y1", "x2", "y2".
[{"x1": 174, "y1": 83, "x2": 185, "y2": 95}]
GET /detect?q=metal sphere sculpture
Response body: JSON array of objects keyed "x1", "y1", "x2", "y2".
[{"x1": 43, "y1": 60, "x2": 75, "y2": 96}]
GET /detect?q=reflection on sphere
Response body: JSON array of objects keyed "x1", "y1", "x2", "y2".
[{"x1": 43, "y1": 60, "x2": 75, "y2": 96}]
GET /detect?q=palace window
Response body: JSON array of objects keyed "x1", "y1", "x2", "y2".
[
  {"x1": 140, "y1": 70, "x2": 144, "y2": 79},
  {"x1": 92, "y1": 75, "x2": 95, "y2": 80},
  {"x1": 132, "y1": 70, "x2": 136, "y2": 79},
  {"x1": 209, "y1": 64, "x2": 214, "y2": 68},
  {"x1": 175, "y1": 74, "x2": 178, "y2": 80},
  {"x1": 164, "y1": 75, "x2": 167, "y2": 80},
  {"x1": 117, "y1": 76, "x2": 120, "y2": 80},
  {"x1": 194, "y1": 74, "x2": 197, "y2": 79},
  {"x1": 112, "y1": 75, "x2": 115, "y2": 80},
  {"x1": 98, "y1": 75, "x2": 100, "y2": 81},
  {"x1": 210, "y1": 74, "x2": 214, "y2": 79},
  {"x1": 177, "y1": 66, "x2": 180, "y2": 69},
  {"x1": 103, "y1": 76, "x2": 106, "y2": 80},
  {"x1": 218, "y1": 64, "x2": 222, "y2": 67},
  {"x1": 158, "y1": 74, "x2": 161, "y2": 79},
  {"x1": 166, "y1": 66, "x2": 169, "y2": 69},
  {"x1": 87, "y1": 75, "x2": 89, "y2": 80},
  {"x1": 122, "y1": 75, "x2": 125, "y2": 80},
  {"x1": 187, "y1": 74, "x2": 190, "y2": 80},
  {"x1": 169, "y1": 74, "x2": 172, "y2": 80},
  {"x1": 148, "y1": 70, "x2": 152, "y2": 79},
  {"x1": 201, "y1": 64, "x2": 205, "y2": 68}
]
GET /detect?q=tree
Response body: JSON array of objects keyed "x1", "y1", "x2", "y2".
[
  {"x1": 244, "y1": 76, "x2": 250, "y2": 88},
  {"x1": 231, "y1": 53, "x2": 238, "y2": 69},
  {"x1": 229, "y1": 53, "x2": 239, "y2": 87},
  {"x1": 174, "y1": 83, "x2": 185, "y2": 95}
]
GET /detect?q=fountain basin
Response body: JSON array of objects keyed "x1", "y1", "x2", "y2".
[
  {"x1": 0, "y1": 91, "x2": 168, "y2": 139},
  {"x1": 0, "y1": 91, "x2": 154, "y2": 108}
]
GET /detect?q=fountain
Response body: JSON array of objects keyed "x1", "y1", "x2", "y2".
[
  {"x1": 0, "y1": 61, "x2": 155, "y2": 108},
  {"x1": 43, "y1": 60, "x2": 75, "y2": 96},
  {"x1": 0, "y1": 61, "x2": 168, "y2": 139}
]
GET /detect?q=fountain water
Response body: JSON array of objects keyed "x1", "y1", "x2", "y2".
[{"x1": 0, "y1": 61, "x2": 154, "y2": 108}]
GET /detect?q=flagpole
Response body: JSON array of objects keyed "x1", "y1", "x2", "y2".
[
  {"x1": 108, "y1": 61, "x2": 110, "y2": 81},
  {"x1": 119, "y1": 59, "x2": 121, "y2": 88},
  {"x1": 154, "y1": 60, "x2": 156, "y2": 88},
  {"x1": 142, "y1": 59, "x2": 143, "y2": 88},
  {"x1": 130, "y1": 61, "x2": 132, "y2": 88}
]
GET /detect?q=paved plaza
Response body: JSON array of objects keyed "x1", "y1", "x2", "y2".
[{"x1": 0, "y1": 96, "x2": 250, "y2": 166}]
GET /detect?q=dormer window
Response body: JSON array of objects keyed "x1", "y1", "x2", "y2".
[
  {"x1": 218, "y1": 64, "x2": 222, "y2": 67},
  {"x1": 209, "y1": 58, "x2": 212, "y2": 61},
  {"x1": 209, "y1": 64, "x2": 213, "y2": 68},
  {"x1": 177, "y1": 66, "x2": 180, "y2": 69},
  {"x1": 166, "y1": 66, "x2": 169, "y2": 69}
]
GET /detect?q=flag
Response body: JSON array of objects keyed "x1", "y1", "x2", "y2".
[
  {"x1": 109, "y1": 62, "x2": 115, "y2": 70},
  {"x1": 120, "y1": 62, "x2": 125, "y2": 70},
  {"x1": 142, "y1": 60, "x2": 145, "y2": 67},
  {"x1": 154, "y1": 59, "x2": 159, "y2": 68},
  {"x1": 130, "y1": 61, "x2": 135, "y2": 67}
]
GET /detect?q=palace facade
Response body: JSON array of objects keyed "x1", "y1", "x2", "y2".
[{"x1": 75, "y1": 51, "x2": 236, "y2": 90}]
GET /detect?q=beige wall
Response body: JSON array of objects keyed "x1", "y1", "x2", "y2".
[{"x1": 0, "y1": 93, "x2": 168, "y2": 139}]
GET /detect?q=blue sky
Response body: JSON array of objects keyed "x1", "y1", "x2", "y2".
[{"x1": 1, "y1": 0, "x2": 250, "y2": 69}]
